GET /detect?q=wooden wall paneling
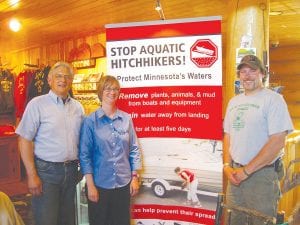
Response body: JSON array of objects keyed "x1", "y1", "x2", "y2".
[
  {"x1": 45, "y1": 44, "x2": 50, "y2": 65},
  {"x1": 269, "y1": 46, "x2": 300, "y2": 130},
  {"x1": 65, "y1": 39, "x2": 74, "y2": 62},
  {"x1": 279, "y1": 82, "x2": 300, "y2": 91},
  {"x1": 48, "y1": 43, "x2": 60, "y2": 62},
  {"x1": 292, "y1": 118, "x2": 300, "y2": 130},
  {"x1": 38, "y1": 47, "x2": 43, "y2": 66},
  {"x1": 59, "y1": 41, "x2": 65, "y2": 61},
  {"x1": 24, "y1": 50, "x2": 30, "y2": 65},
  {"x1": 270, "y1": 61, "x2": 300, "y2": 77},
  {"x1": 288, "y1": 103, "x2": 300, "y2": 118},
  {"x1": 4, "y1": 31, "x2": 106, "y2": 73},
  {"x1": 270, "y1": 46, "x2": 300, "y2": 62},
  {"x1": 11, "y1": 49, "x2": 33, "y2": 73},
  {"x1": 28, "y1": 47, "x2": 41, "y2": 66},
  {"x1": 20, "y1": 51, "x2": 28, "y2": 71},
  {"x1": 271, "y1": 75, "x2": 300, "y2": 83},
  {"x1": 9, "y1": 52, "x2": 21, "y2": 74},
  {"x1": 41, "y1": 46, "x2": 48, "y2": 66},
  {"x1": 269, "y1": 47, "x2": 300, "y2": 119}
]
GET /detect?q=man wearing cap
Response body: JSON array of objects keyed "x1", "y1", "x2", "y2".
[{"x1": 223, "y1": 55, "x2": 293, "y2": 224}]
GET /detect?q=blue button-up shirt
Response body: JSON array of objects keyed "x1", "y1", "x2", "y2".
[
  {"x1": 16, "y1": 90, "x2": 84, "y2": 162},
  {"x1": 79, "y1": 108, "x2": 142, "y2": 189}
]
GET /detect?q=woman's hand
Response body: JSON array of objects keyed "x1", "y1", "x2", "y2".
[
  {"x1": 87, "y1": 184, "x2": 99, "y2": 202},
  {"x1": 85, "y1": 174, "x2": 99, "y2": 202}
]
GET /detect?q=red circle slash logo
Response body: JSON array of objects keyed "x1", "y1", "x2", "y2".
[{"x1": 190, "y1": 39, "x2": 218, "y2": 68}]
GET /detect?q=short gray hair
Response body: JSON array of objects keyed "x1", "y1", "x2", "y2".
[{"x1": 48, "y1": 61, "x2": 74, "y2": 78}]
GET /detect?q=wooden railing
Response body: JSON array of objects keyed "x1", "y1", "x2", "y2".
[{"x1": 278, "y1": 132, "x2": 300, "y2": 220}]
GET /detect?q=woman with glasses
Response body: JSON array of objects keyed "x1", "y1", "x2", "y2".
[{"x1": 79, "y1": 75, "x2": 142, "y2": 225}]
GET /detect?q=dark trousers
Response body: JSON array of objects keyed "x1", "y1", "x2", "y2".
[{"x1": 87, "y1": 183, "x2": 131, "y2": 225}]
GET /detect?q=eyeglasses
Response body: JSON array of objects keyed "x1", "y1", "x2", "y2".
[
  {"x1": 54, "y1": 74, "x2": 73, "y2": 80},
  {"x1": 104, "y1": 87, "x2": 120, "y2": 93}
]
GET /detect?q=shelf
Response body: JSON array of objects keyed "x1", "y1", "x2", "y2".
[
  {"x1": 0, "y1": 179, "x2": 28, "y2": 196},
  {"x1": 72, "y1": 82, "x2": 98, "y2": 93}
]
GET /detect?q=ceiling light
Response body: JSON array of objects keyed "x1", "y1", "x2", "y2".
[
  {"x1": 155, "y1": 0, "x2": 162, "y2": 11},
  {"x1": 9, "y1": 18, "x2": 21, "y2": 32},
  {"x1": 9, "y1": 0, "x2": 20, "y2": 8},
  {"x1": 155, "y1": 0, "x2": 165, "y2": 20}
]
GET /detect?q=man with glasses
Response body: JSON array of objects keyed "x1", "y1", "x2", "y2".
[
  {"x1": 16, "y1": 61, "x2": 84, "y2": 225},
  {"x1": 223, "y1": 55, "x2": 294, "y2": 225}
]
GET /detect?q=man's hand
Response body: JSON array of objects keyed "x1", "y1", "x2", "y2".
[
  {"x1": 27, "y1": 174, "x2": 43, "y2": 196},
  {"x1": 130, "y1": 177, "x2": 140, "y2": 196},
  {"x1": 233, "y1": 167, "x2": 249, "y2": 184},
  {"x1": 224, "y1": 166, "x2": 240, "y2": 186}
]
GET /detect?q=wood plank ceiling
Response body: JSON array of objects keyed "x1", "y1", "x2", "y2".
[{"x1": 0, "y1": 0, "x2": 299, "y2": 54}]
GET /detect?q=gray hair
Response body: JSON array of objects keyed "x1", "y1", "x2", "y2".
[{"x1": 48, "y1": 61, "x2": 74, "y2": 78}]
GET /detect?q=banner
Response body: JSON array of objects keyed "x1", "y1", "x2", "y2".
[{"x1": 106, "y1": 16, "x2": 222, "y2": 225}]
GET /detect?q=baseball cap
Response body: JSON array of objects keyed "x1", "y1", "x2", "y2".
[{"x1": 237, "y1": 55, "x2": 266, "y2": 74}]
